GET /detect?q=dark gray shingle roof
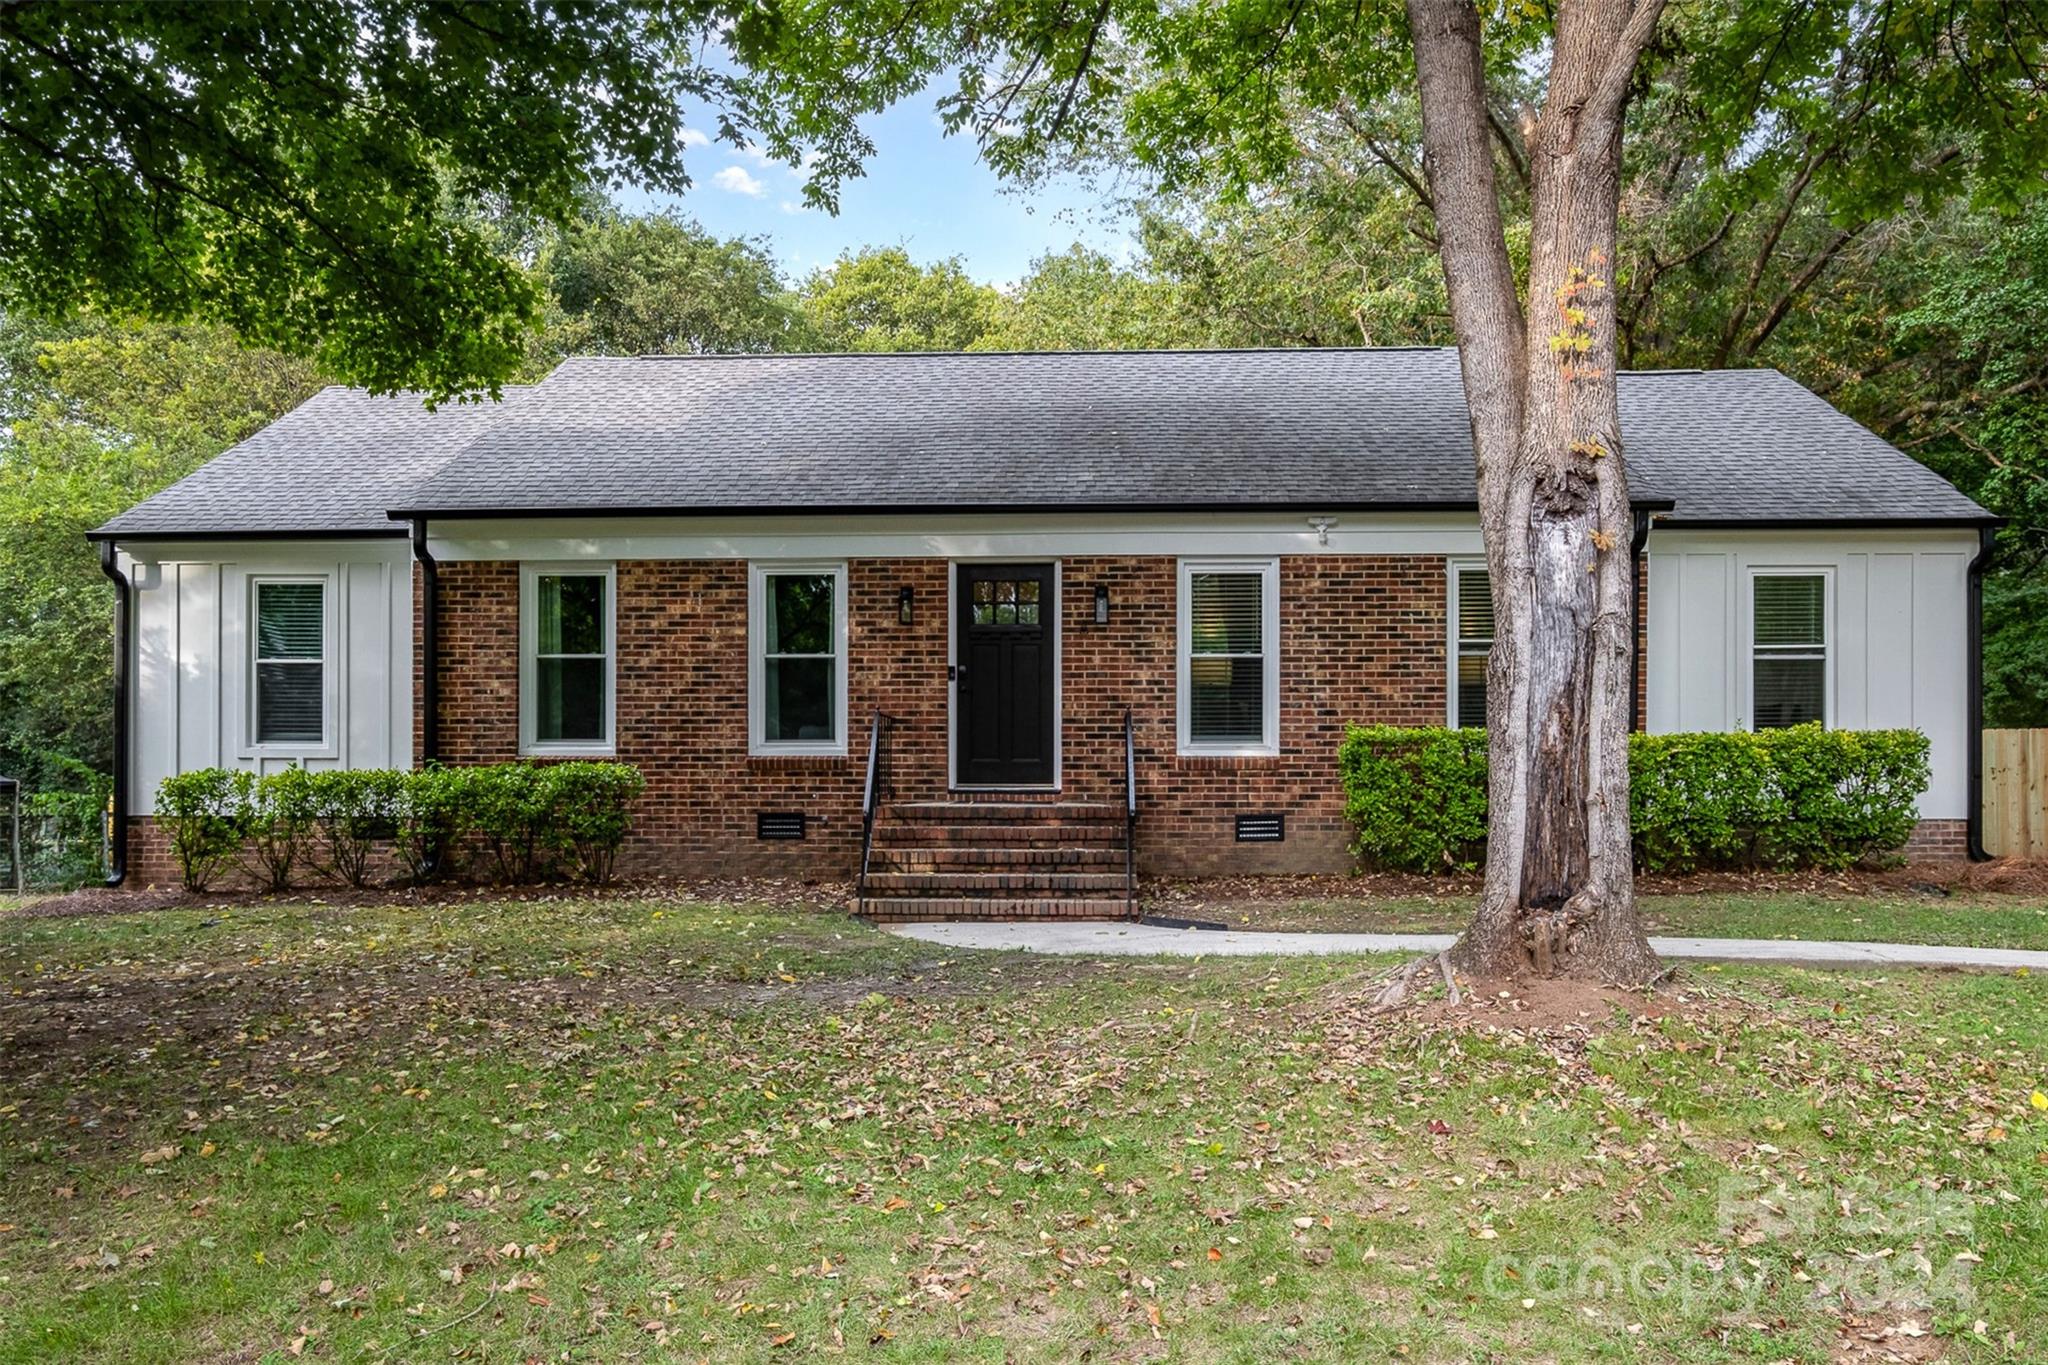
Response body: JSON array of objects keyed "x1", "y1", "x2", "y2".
[
  {"x1": 96, "y1": 350, "x2": 1991, "y2": 537},
  {"x1": 93, "y1": 386, "x2": 527, "y2": 537}
]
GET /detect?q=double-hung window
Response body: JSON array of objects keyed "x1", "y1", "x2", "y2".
[
  {"x1": 252, "y1": 579, "x2": 327, "y2": 746},
  {"x1": 1751, "y1": 570, "x2": 1829, "y2": 729},
  {"x1": 1177, "y1": 558, "x2": 1279, "y2": 755},
  {"x1": 1449, "y1": 564, "x2": 1493, "y2": 729},
  {"x1": 521, "y1": 564, "x2": 614, "y2": 753},
  {"x1": 750, "y1": 563, "x2": 847, "y2": 754}
]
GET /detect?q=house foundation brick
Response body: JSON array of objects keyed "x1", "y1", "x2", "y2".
[{"x1": 1901, "y1": 819, "x2": 1969, "y2": 860}]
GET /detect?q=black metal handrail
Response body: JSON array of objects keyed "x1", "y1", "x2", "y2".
[
  {"x1": 1122, "y1": 706, "x2": 1138, "y2": 919},
  {"x1": 855, "y1": 708, "x2": 901, "y2": 917}
]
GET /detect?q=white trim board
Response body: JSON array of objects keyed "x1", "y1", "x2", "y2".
[{"x1": 428, "y1": 511, "x2": 1489, "y2": 563}]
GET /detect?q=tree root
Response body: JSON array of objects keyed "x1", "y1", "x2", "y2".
[{"x1": 1370, "y1": 949, "x2": 1463, "y2": 1013}]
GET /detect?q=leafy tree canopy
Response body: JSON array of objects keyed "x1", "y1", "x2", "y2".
[
  {"x1": 798, "y1": 247, "x2": 1001, "y2": 351},
  {"x1": 0, "y1": 0, "x2": 824, "y2": 401},
  {"x1": 530, "y1": 212, "x2": 809, "y2": 369}
]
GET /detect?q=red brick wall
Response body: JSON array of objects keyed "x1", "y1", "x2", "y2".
[
  {"x1": 1054, "y1": 556, "x2": 1447, "y2": 873},
  {"x1": 426, "y1": 555, "x2": 1457, "y2": 878}
]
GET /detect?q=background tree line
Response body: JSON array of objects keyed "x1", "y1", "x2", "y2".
[{"x1": 4, "y1": 4, "x2": 2044, "y2": 802}]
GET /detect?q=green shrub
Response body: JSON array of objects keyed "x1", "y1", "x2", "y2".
[
  {"x1": 393, "y1": 766, "x2": 468, "y2": 886},
  {"x1": 154, "y1": 769, "x2": 251, "y2": 891},
  {"x1": 546, "y1": 761, "x2": 647, "y2": 885},
  {"x1": 149, "y1": 761, "x2": 646, "y2": 890},
  {"x1": 1337, "y1": 726, "x2": 1490, "y2": 871},
  {"x1": 309, "y1": 768, "x2": 405, "y2": 888},
  {"x1": 1338, "y1": 724, "x2": 1931, "y2": 874},
  {"x1": 245, "y1": 767, "x2": 318, "y2": 892},
  {"x1": 1627, "y1": 732, "x2": 1773, "y2": 870},
  {"x1": 1744, "y1": 726, "x2": 1930, "y2": 869},
  {"x1": 464, "y1": 763, "x2": 558, "y2": 883}
]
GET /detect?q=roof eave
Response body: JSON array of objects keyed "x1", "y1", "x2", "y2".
[
  {"x1": 386, "y1": 496, "x2": 1684, "y2": 522},
  {"x1": 86, "y1": 526, "x2": 410, "y2": 543},
  {"x1": 1651, "y1": 514, "x2": 2003, "y2": 531}
]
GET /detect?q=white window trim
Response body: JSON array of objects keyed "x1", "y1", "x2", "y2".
[
  {"x1": 1446, "y1": 558, "x2": 1491, "y2": 729},
  {"x1": 1744, "y1": 565, "x2": 1835, "y2": 731},
  {"x1": 1176, "y1": 557, "x2": 1280, "y2": 757},
  {"x1": 246, "y1": 573, "x2": 336, "y2": 757},
  {"x1": 748, "y1": 560, "x2": 850, "y2": 757},
  {"x1": 519, "y1": 561, "x2": 617, "y2": 756}
]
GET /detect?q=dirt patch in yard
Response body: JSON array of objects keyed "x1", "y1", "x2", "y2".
[
  {"x1": 1833, "y1": 1310, "x2": 1948, "y2": 1362},
  {"x1": 7, "y1": 875, "x2": 855, "y2": 920},
  {"x1": 0, "y1": 945, "x2": 1112, "y2": 1108},
  {"x1": 1146, "y1": 857, "x2": 2048, "y2": 915}
]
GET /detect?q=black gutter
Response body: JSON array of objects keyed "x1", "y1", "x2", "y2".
[
  {"x1": 388, "y1": 497, "x2": 1682, "y2": 523},
  {"x1": 96, "y1": 542, "x2": 131, "y2": 887},
  {"x1": 85, "y1": 527, "x2": 406, "y2": 543},
  {"x1": 1629, "y1": 507, "x2": 1652, "y2": 734},
  {"x1": 1653, "y1": 516, "x2": 2003, "y2": 531},
  {"x1": 410, "y1": 518, "x2": 439, "y2": 766},
  {"x1": 1967, "y1": 525, "x2": 1998, "y2": 861}
]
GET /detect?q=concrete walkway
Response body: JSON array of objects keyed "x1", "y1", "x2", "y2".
[{"x1": 887, "y1": 921, "x2": 2048, "y2": 971}]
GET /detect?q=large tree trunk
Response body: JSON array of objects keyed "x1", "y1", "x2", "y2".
[{"x1": 1407, "y1": 0, "x2": 1663, "y2": 983}]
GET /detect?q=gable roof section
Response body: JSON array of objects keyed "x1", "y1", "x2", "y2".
[
  {"x1": 94, "y1": 350, "x2": 1992, "y2": 538},
  {"x1": 391, "y1": 350, "x2": 1993, "y2": 525},
  {"x1": 92, "y1": 385, "x2": 528, "y2": 538}
]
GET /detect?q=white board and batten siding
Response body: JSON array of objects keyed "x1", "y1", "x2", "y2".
[
  {"x1": 1645, "y1": 529, "x2": 1977, "y2": 820},
  {"x1": 123, "y1": 540, "x2": 413, "y2": 796}
]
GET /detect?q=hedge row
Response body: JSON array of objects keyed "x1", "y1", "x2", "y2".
[
  {"x1": 153, "y1": 762, "x2": 646, "y2": 892},
  {"x1": 1337, "y1": 724, "x2": 1931, "y2": 873}
]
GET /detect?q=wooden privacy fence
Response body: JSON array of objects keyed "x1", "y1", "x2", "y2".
[{"x1": 1984, "y1": 729, "x2": 2048, "y2": 859}]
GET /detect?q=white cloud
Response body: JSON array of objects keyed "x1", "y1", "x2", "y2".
[
  {"x1": 711, "y1": 165, "x2": 767, "y2": 197},
  {"x1": 779, "y1": 200, "x2": 807, "y2": 215},
  {"x1": 681, "y1": 128, "x2": 711, "y2": 149}
]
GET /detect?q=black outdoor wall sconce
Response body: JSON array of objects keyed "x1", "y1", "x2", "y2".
[
  {"x1": 898, "y1": 585, "x2": 915, "y2": 625},
  {"x1": 1094, "y1": 584, "x2": 1110, "y2": 624}
]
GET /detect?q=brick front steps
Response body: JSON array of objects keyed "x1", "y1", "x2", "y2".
[{"x1": 859, "y1": 801, "x2": 1135, "y2": 921}]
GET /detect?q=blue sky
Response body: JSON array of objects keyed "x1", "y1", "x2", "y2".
[{"x1": 616, "y1": 94, "x2": 1136, "y2": 287}]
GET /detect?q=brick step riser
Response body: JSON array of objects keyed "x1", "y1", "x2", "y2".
[
  {"x1": 885, "y1": 804, "x2": 1126, "y2": 824},
  {"x1": 862, "y1": 897, "x2": 1132, "y2": 921},
  {"x1": 873, "y1": 848, "x2": 1124, "y2": 870},
  {"x1": 862, "y1": 873, "x2": 1128, "y2": 895},
  {"x1": 875, "y1": 825, "x2": 1127, "y2": 847}
]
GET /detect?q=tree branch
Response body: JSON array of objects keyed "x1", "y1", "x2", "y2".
[
  {"x1": 1739, "y1": 223, "x2": 1862, "y2": 358},
  {"x1": 1619, "y1": 205, "x2": 1737, "y2": 365},
  {"x1": 1405, "y1": 0, "x2": 1525, "y2": 461},
  {"x1": 1576, "y1": 0, "x2": 1669, "y2": 151},
  {"x1": 1486, "y1": 104, "x2": 1530, "y2": 189}
]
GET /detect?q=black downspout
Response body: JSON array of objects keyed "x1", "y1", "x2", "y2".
[
  {"x1": 410, "y1": 518, "x2": 439, "y2": 766},
  {"x1": 1967, "y1": 525, "x2": 1997, "y2": 861},
  {"x1": 1628, "y1": 508, "x2": 1653, "y2": 735},
  {"x1": 97, "y1": 542, "x2": 131, "y2": 886}
]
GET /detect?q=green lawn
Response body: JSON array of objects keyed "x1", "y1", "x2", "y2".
[
  {"x1": 2, "y1": 895, "x2": 2045, "y2": 1361},
  {"x1": 1209, "y1": 890, "x2": 2048, "y2": 950}
]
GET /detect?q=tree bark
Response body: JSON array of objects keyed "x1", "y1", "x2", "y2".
[{"x1": 1407, "y1": 0, "x2": 1662, "y2": 984}]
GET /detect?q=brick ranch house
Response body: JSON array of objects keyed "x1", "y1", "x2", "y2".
[{"x1": 92, "y1": 349, "x2": 1997, "y2": 914}]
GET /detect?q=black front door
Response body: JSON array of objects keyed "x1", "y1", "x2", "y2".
[{"x1": 956, "y1": 563, "x2": 1056, "y2": 786}]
